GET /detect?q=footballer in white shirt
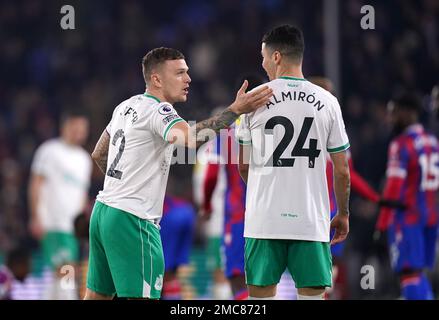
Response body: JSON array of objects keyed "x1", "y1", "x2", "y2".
[
  {"x1": 29, "y1": 110, "x2": 92, "y2": 300},
  {"x1": 84, "y1": 47, "x2": 273, "y2": 300},
  {"x1": 236, "y1": 25, "x2": 351, "y2": 300}
]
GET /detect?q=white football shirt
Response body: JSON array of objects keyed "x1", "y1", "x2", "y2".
[
  {"x1": 96, "y1": 93, "x2": 184, "y2": 222},
  {"x1": 31, "y1": 139, "x2": 92, "y2": 232},
  {"x1": 236, "y1": 77, "x2": 349, "y2": 242}
]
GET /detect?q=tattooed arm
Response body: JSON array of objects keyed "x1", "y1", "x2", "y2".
[
  {"x1": 91, "y1": 129, "x2": 110, "y2": 174},
  {"x1": 192, "y1": 108, "x2": 240, "y2": 147},
  {"x1": 167, "y1": 80, "x2": 273, "y2": 148}
]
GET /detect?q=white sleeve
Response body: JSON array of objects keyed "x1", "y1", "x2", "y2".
[
  {"x1": 150, "y1": 103, "x2": 185, "y2": 141},
  {"x1": 235, "y1": 115, "x2": 252, "y2": 145},
  {"x1": 105, "y1": 119, "x2": 112, "y2": 134},
  {"x1": 31, "y1": 143, "x2": 51, "y2": 177},
  {"x1": 105, "y1": 105, "x2": 120, "y2": 135},
  {"x1": 327, "y1": 99, "x2": 350, "y2": 153}
]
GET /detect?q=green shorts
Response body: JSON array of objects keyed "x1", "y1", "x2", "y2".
[
  {"x1": 244, "y1": 238, "x2": 332, "y2": 289},
  {"x1": 42, "y1": 231, "x2": 79, "y2": 270},
  {"x1": 86, "y1": 201, "x2": 164, "y2": 299},
  {"x1": 206, "y1": 236, "x2": 224, "y2": 271}
]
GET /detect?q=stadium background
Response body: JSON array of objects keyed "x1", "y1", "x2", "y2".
[{"x1": 0, "y1": 0, "x2": 438, "y2": 299}]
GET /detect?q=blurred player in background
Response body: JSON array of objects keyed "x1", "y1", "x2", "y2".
[
  {"x1": 201, "y1": 75, "x2": 266, "y2": 300},
  {"x1": 0, "y1": 246, "x2": 31, "y2": 300},
  {"x1": 85, "y1": 47, "x2": 272, "y2": 299},
  {"x1": 160, "y1": 176, "x2": 196, "y2": 300},
  {"x1": 193, "y1": 116, "x2": 231, "y2": 300},
  {"x1": 28, "y1": 109, "x2": 92, "y2": 300},
  {"x1": 237, "y1": 25, "x2": 351, "y2": 300},
  {"x1": 376, "y1": 93, "x2": 439, "y2": 300},
  {"x1": 201, "y1": 127, "x2": 248, "y2": 300}
]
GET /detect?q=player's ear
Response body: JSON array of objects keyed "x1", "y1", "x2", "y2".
[
  {"x1": 151, "y1": 72, "x2": 162, "y2": 88},
  {"x1": 273, "y1": 51, "x2": 282, "y2": 65}
]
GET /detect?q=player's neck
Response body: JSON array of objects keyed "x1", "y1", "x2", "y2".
[
  {"x1": 60, "y1": 136, "x2": 76, "y2": 147},
  {"x1": 275, "y1": 66, "x2": 304, "y2": 80},
  {"x1": 145, "y1": 88, "x2": 170, "y2": 104}
]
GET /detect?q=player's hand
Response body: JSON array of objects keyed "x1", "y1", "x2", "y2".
[
  {"x1": 330, "y1": 213, "x2": 349, "y2": 245},
  {"x1": 229, "y1": 80, "x2": 273, "y2": 115},
  {"x1": 29, "y1": 218, "x2": 44, "y2": 240}
]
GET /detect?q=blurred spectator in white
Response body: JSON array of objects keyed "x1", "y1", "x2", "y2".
[{"x1": 28, "y1": 109, "x2": 92, "y2": 300}]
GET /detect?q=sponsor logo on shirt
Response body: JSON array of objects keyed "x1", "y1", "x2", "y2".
[
  {"x1": 281, "y1": 213, "x2": 299, "y2": 218},
  {"x1": 158, "y1": 104, "x2": 174, "y2": 115},
  {"x1": 162, "y1": 114, "x2": 180, "y2": 125}
]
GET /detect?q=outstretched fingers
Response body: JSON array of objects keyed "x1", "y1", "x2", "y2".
[
  {"x1": 248, "y1": 85, "x2": 271, "y2": 99},
  {"x1": 248, "y1": 86, "x2": 273, "y2": 106},
  {"x1": 237, "y1": 80, "x2": 249, "y2": 95}
]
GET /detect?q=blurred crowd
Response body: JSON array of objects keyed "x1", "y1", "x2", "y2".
[{"x1": 0, "y1": 0, "x2": 438, "y2": 299}]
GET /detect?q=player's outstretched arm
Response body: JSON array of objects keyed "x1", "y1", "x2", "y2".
[
  {"x1": 168, "y1": 80, "x2": 273, "y2": 148},
  {"x1": 350, "y1": 168, "x2": 380, "y2": 203},
  {"x1": 330, "y1": 151, "x2": 351, "y2": 245},
  {"x1": 91, "y1": 129, "x2": 110, "y2": 174}
]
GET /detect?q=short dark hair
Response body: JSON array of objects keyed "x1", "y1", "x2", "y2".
[
  {"x1": 60, "y1": 108, "x2": 89, "y2": 125},
  {"x1": 262, "y1": 25, "x2": 304, "y2": 62},
  {"x1": 142, "y1": 47, "x2": 185, "y2": 84},
  {"x1": 391, "y1": 92, "x2": 422, "y2": 115}
]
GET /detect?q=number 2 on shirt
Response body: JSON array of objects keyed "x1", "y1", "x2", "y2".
[{"x1": 107, "y1": 129, "x2": 126, "y2": 179}]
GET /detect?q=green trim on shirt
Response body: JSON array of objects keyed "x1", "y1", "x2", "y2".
[
  {"x1": 279, "y1": 76, "x2": 307, "y2": 81},
  {"x1": 163, "y1": 118, "x2": 185, "y2": 141},
  {"x1": 144, "y1": 93, "x2": 161, "y2": 103},
  {"x1": 327, "y1": 142, "x2": 350, "y2": 153},
  {"x1": 238, "y1": 139, "x2": 252, "y2": 145}
]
